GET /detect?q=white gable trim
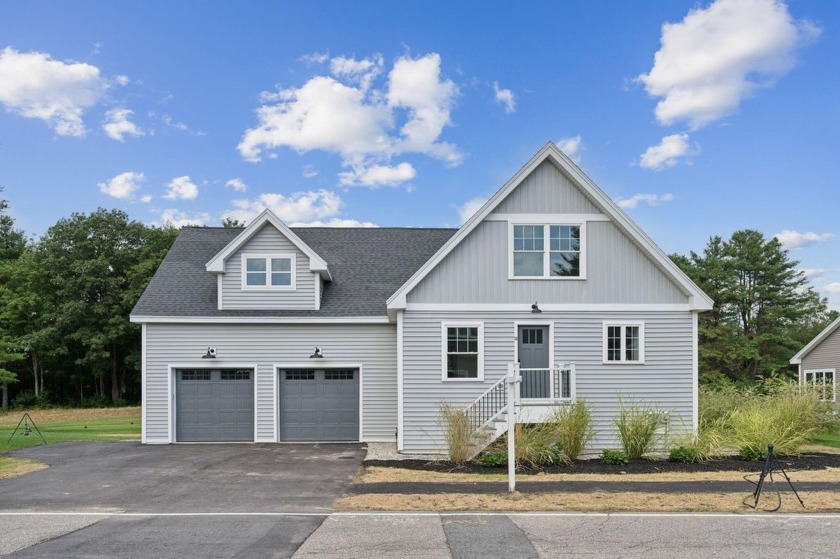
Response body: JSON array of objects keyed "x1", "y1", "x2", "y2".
[
  {"x1": 790, "y1": 315, "x2": 840, "y2": 364},
  {"x1": 205, "y1": 209, "x2": 332, "y2": 281},
  {"x1": 386, "y1": 142, "x2": 713, "y2": 312}
]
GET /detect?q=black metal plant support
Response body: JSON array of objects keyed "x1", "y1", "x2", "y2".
[
  {"x1": 5, "y1": 412, "x2": 47, "y2": 446},
  {"x1": 744, "y1": 444, "x2": 805, "y2": 512}
]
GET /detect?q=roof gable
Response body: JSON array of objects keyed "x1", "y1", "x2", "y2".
[
  {"x1": 386, "y1": 142, "x2": 713, "y2": 312},
  {"x1": 790, "y1": 316, "x2": 840, "y2": 364},
  {"x1": 205, "y1": 210, "x2": 331, "y2": 280}
]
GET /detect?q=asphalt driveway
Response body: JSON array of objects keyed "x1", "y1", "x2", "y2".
[{"x1": 2, "y1": 441, "x2": 366, "y2": 513}]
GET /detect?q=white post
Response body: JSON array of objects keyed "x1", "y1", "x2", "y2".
[
  {"x1": 507, "y1": 362, "x2": 520, "y2": 493},
  {"x1": 570, "y1": 362, "x2": 576, "y2": 402}
]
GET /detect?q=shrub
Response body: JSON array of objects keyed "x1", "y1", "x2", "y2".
[
  {"x1": 13, "y1": 390, "x2": 37, "y2": 409},
  {"x1": 550, "y1": 400, "x2": 594, "y2": 462},
  {"x1": 669, "y1": 446, "x2": 696, "y2": 463},
  {"x1": 479, "y1": 451, "x2": 508, "y2": 468},
  {"x1": 81, "y1": 395, "x2": 111, "y2": 409},
  {"x1": 614, "y1": 400, "x2": 668, "y2": 460},
  {"x1": 438, "y1": 401, "x2": 473, "y2": 464},
  {"x1": 602, "y1": 449, "x2": 628, "y2": 465}
]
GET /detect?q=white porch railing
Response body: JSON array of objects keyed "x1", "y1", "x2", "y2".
[
  {"x1": 463, "y1": 375, "x2": 508, "y2": 432},
  {"x1": 519, "y1": 364, "x2": 576, "y2": 402}
]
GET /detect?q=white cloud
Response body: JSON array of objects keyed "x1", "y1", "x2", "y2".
[
  {"x1": 302, "y1": 165, "x2": 319, "y2": 179},
  {"x1": 161, "y1": 114, "x2": 205, "y2": 136},
  {"x1": 800, "y1": 268, "x2": 827, "y2": 279},
  {"x1": 299, "y1": 52, "x2": 329, "y2": 65},
  {"x1": 153, "y1": 209, "x2": 210, "y2": 228},
  {"x1": 639, "y1": 133, "x2": 697, "y2": 170},
  {"x1": 102, "y1": 108, "x2": 144, "y2": 141},
  {"x1": 556, "y1": 136, "x2": 582, "y2": 162},
  {"x1": 290, "y1": 218, "x2": 377, "y2": 228},
  {"x1": 97, "y1": 171, "x2": 145, "y2": 200},
  {"x1": 139, "y1": 194, "x2": 152, "y2": 204},
  {"x1": 238, "y1": 52, "x2": 461, "y2": 186},
  {"x1": 338, "y1": 162, "x2": 416, "y2": 188},
  {"x1": 164, "y1": 176, "x2": 199, "y2": 200},
  {"x1": 637, "y1": 0, "x2": 820, "y2": 129},
  {"x1": 493, "y1": 81, "x2": 515, "y2": 114},
  {"x1": 456, "y1": 196, "x2": 488, "y2": 224},
  {"x1": 822, "y1": 283, "x2": 840, "y2": 294},
  {"x1": 115, "y1": 75, "x2": 130, "y2": 86},
  {"x1": 774, "y1": 230, "x2": 836, "y2": 250},
  {"x1": 225, "y1": 178, "x2": 247, "y2": 192},
  {"x1": 617, "y1": 193, "x2": 674, "y2": 209},
  {"x1": 222, "y1": 189, "x2": 344, "y2": 224},
  {"x1": 0, "y1": 46, "x2": 110, "y2": 136}
]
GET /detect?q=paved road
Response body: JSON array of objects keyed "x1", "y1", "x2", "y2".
[{"x1": 2, "y1": 512, "x2": 838, "y2": 558}]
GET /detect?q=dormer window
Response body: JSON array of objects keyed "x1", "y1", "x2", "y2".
[
  {"x1": 510, "y1": 223, "x2": 585, "y2": 279},
  {"x1": 241, "y1": 253, "x2": 296, "y2": 290}
]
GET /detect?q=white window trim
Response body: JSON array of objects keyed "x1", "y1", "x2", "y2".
[
  {"x1": 508, "y1": 222, "x2": 587, "y2": 280},
  {"x1": 602, "y1": 322, "x2": 645, "y2": 364},
  {"x1": 441, "y1": 322, "x2": 485, "y2": 382},
  {"x1": 240, "y1": 252, "x2": 296, "y2": 291},
  {"x1": 803, "y1": 368, "x2": 836, "y2": 402}
]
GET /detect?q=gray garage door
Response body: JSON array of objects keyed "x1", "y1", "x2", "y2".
[
  {"x1": 176, "y1": 369, "x2": 254, "y2": 442},
  {"x1": 279, "y1": 368, "x2": 359, "y2": 441}
]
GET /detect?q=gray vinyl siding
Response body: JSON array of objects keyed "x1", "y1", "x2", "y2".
[
  {"x1": 492, "y1": 160, "x2": 601, "y2": 214},
  {"x1": 144, "y1": 322, "x2": 396, "y2": 442},
  {"x1": 401, "y1": 310, "x2": 694, "y2": 454},
  {"x1": 801, "y1": 327, "x2": 840, "y2": 373},
  {"x1": 407, "y1": 220, "x2": 688, "y2": 305},
  {"x1": 221, "y1": 224, "x2": 318, "y2": 310}
]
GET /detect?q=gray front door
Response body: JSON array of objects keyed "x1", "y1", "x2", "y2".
[
  {"x1": 176, "y1": 369, "x2": 254, "y2": 442},
  {"x1": 279, "y1": 368, "x2": 359, "y2": 441},
  {"x1": 518, "y1": 326, "x2": 549, "y2": 398}
]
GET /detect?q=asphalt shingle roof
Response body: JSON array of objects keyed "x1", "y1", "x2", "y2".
[{"x1": 131, "y1": 226, "x2": 456, "y2": 317}]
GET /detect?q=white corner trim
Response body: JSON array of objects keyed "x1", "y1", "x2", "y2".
[
  {"x1": 385, "y1": 142, "x2": 713, "y2": 311},
  {"x1": 205, "y1": 209, "x2": 331, "y2": 280},
  {"x1": 397, "y1": 310, "x2": 404, "y2": 451},
  {"x1": 130, "y1": 315, "x2": 392, "y2": 324},
  {"x1": 692, "y1": 311, "x2": 699, "y2": 434},
  {"x1": 441, "y1": 321, "x2": 485, "y2": 382},
  {"x1": 141, "y1": 323, "x2": 147, "y2": 444},
  {"x1": 790, "y1": 315, "x2": 840, "y2": 364},
  {"x1": 240, "y1": 252, "x2": 297, "y2": 291},
  {"x1": 601, "y1": 321, "x2": 645, "y2": 364},
  {"x1": 216, "y1": 275, "x2": 223, "y2": 310}
]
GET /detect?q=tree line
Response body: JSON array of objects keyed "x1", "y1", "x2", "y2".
[{"x1": 0, "y1": 189, "x2": 835, "y2": 408}]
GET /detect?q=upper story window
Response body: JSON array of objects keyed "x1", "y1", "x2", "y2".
[
  {"x1": 603, "y1": 322, "x2": 644, "y2": 364},
  {"x1": 241, "y1": 253, "x2": 295, "y2": 290},
  {"x1": 511, "y1": 223, "x2": 584, "y2": 278}
]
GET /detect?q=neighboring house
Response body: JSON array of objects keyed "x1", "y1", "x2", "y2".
[
  {"x1": 790, "y1": 316, "x2": 840, "y2": 402},
  {"x1": 131, "y1": 142, "x2": 712, "y2": 454}
]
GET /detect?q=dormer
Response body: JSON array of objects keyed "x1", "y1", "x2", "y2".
[{"x1": 205, "y1": 210, "x2": 331, "y2": 310}]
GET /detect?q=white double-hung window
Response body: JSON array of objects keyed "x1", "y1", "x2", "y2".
[
  {"x1": 804, "y1": 370, "x2": 835, "y2": 402},
  {"x1": 442, "y1": 323, "x2": 484, "y2": 381},
  {"x1": 241, "y1": 253, "x2": 295, "y2": 290},
  {"x1": 511, "y1": 223, "x2": 584, "y2": 278},
  {"x1": 603, "y1": 322, "x2": 644, "y2": 363}
]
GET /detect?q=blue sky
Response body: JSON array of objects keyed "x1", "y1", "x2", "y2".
[{"x1": 1, "y1": 0, "x2": 839, "y2": 307}]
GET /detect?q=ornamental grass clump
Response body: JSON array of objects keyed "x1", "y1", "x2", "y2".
[
  {"x1": 550, "y1": 400, "x2": 594, "y2": 462},
  {"x1": 513, "y1": 422, "x2": 564, "y2": 468},
  {"x1": 614, "y1": 400, "x2": 669, "y2": 460},
  {"x1": 438, "y1": 401, "x2": 473, "y2": 464}
]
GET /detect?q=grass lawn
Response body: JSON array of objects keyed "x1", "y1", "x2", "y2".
[
  {"x1": 812, "y1": 432, "x2": 840, "y2": 449},
  {"x1": 0, "y1": 407, "x2": 141, "y2": 453}
]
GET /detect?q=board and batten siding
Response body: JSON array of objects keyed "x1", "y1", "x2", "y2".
[
  {"x1": 402, "y1": 311, "x2": 694, "y2": 454},
  {"x1": 144, "y1": 322, "x2": 396, "y2": 443},
  {"x1": 801, "y1": 326, "x2": 840, "y2": 373},
  {"x1": 407, "y1": 220, "x2": 688, "y2": 305},
  {"x1": 220, "y1": 224, "x2": 318, "y2": 310},
  {"x1": 492, "y1": 160, "x2": 601, "y2": 214}
]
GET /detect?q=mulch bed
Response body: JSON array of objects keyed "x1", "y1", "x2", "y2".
[{"x1": 365, "y1": 452, "x2": 840, "y2": 475}]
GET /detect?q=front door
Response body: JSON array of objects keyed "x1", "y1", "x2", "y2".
[{"x1": 518, "y1": 325, "x2": 549, "y2": 398}]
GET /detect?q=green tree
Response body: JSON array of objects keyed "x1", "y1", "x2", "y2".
[
  {"x1": 0, "y1": 188, "x2": 26, "y2": 408},
  {"x1": 222, "y1": 217, "x2": 245, "y2": 228}
]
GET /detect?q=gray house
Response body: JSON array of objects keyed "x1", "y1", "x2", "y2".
[
  {"x1": 790, "y1": 316, "x2": 840, "y2": 402},
  {"x1": 131, "y1": 142, "x2": 712, "y2": 454}
]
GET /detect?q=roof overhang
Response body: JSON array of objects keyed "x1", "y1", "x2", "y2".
[
  {"x1": 790, "y1": 315, "x2": 840, "y2": 364},
  {"x1": 130, "y1": 315, "x2": 390, "y2": 324},
  {"x1": 386, "y1": 142, "x2": 713, "y2": 312},
  {"x1": 205, "y1": 209, "x2": 332, "y2": 281}
]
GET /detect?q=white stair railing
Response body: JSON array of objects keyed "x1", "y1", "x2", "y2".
[{"x1": 463, "y1": 374, "x2": 509, "y2": 432}]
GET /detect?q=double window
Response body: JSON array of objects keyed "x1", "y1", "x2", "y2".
[
  {"x1": 603, "y1": 323, "x2": 644, "y2": 363},
  {"x1": 804, "y1": 370, "x2": 835, "y2": 402},
  {"x1": 241, "y1": 253, "x2": 295, "y2": 290},
  {"x1": 511, "y1": 224, "x2": 583, "y2": 278},
  {"x1": 442, "y1": 323, "x2": 484, "y2": 380}
]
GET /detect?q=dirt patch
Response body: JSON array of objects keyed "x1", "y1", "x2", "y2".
[
  {"x1": 366, "y1": 451, "x2": 840, "y2": 476},
  {"x1": 0, "y1": 457, "x2": 48, "y2": 479},
  {"x1": 336, "y1": 490, "x2": 840, "y2": 513},
  {"x1": 358, "y1": 465, "x2": 840, "y2": 484},
  {"x1": 0, "y1": 407, "x2": 140, "y2": 426}
]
